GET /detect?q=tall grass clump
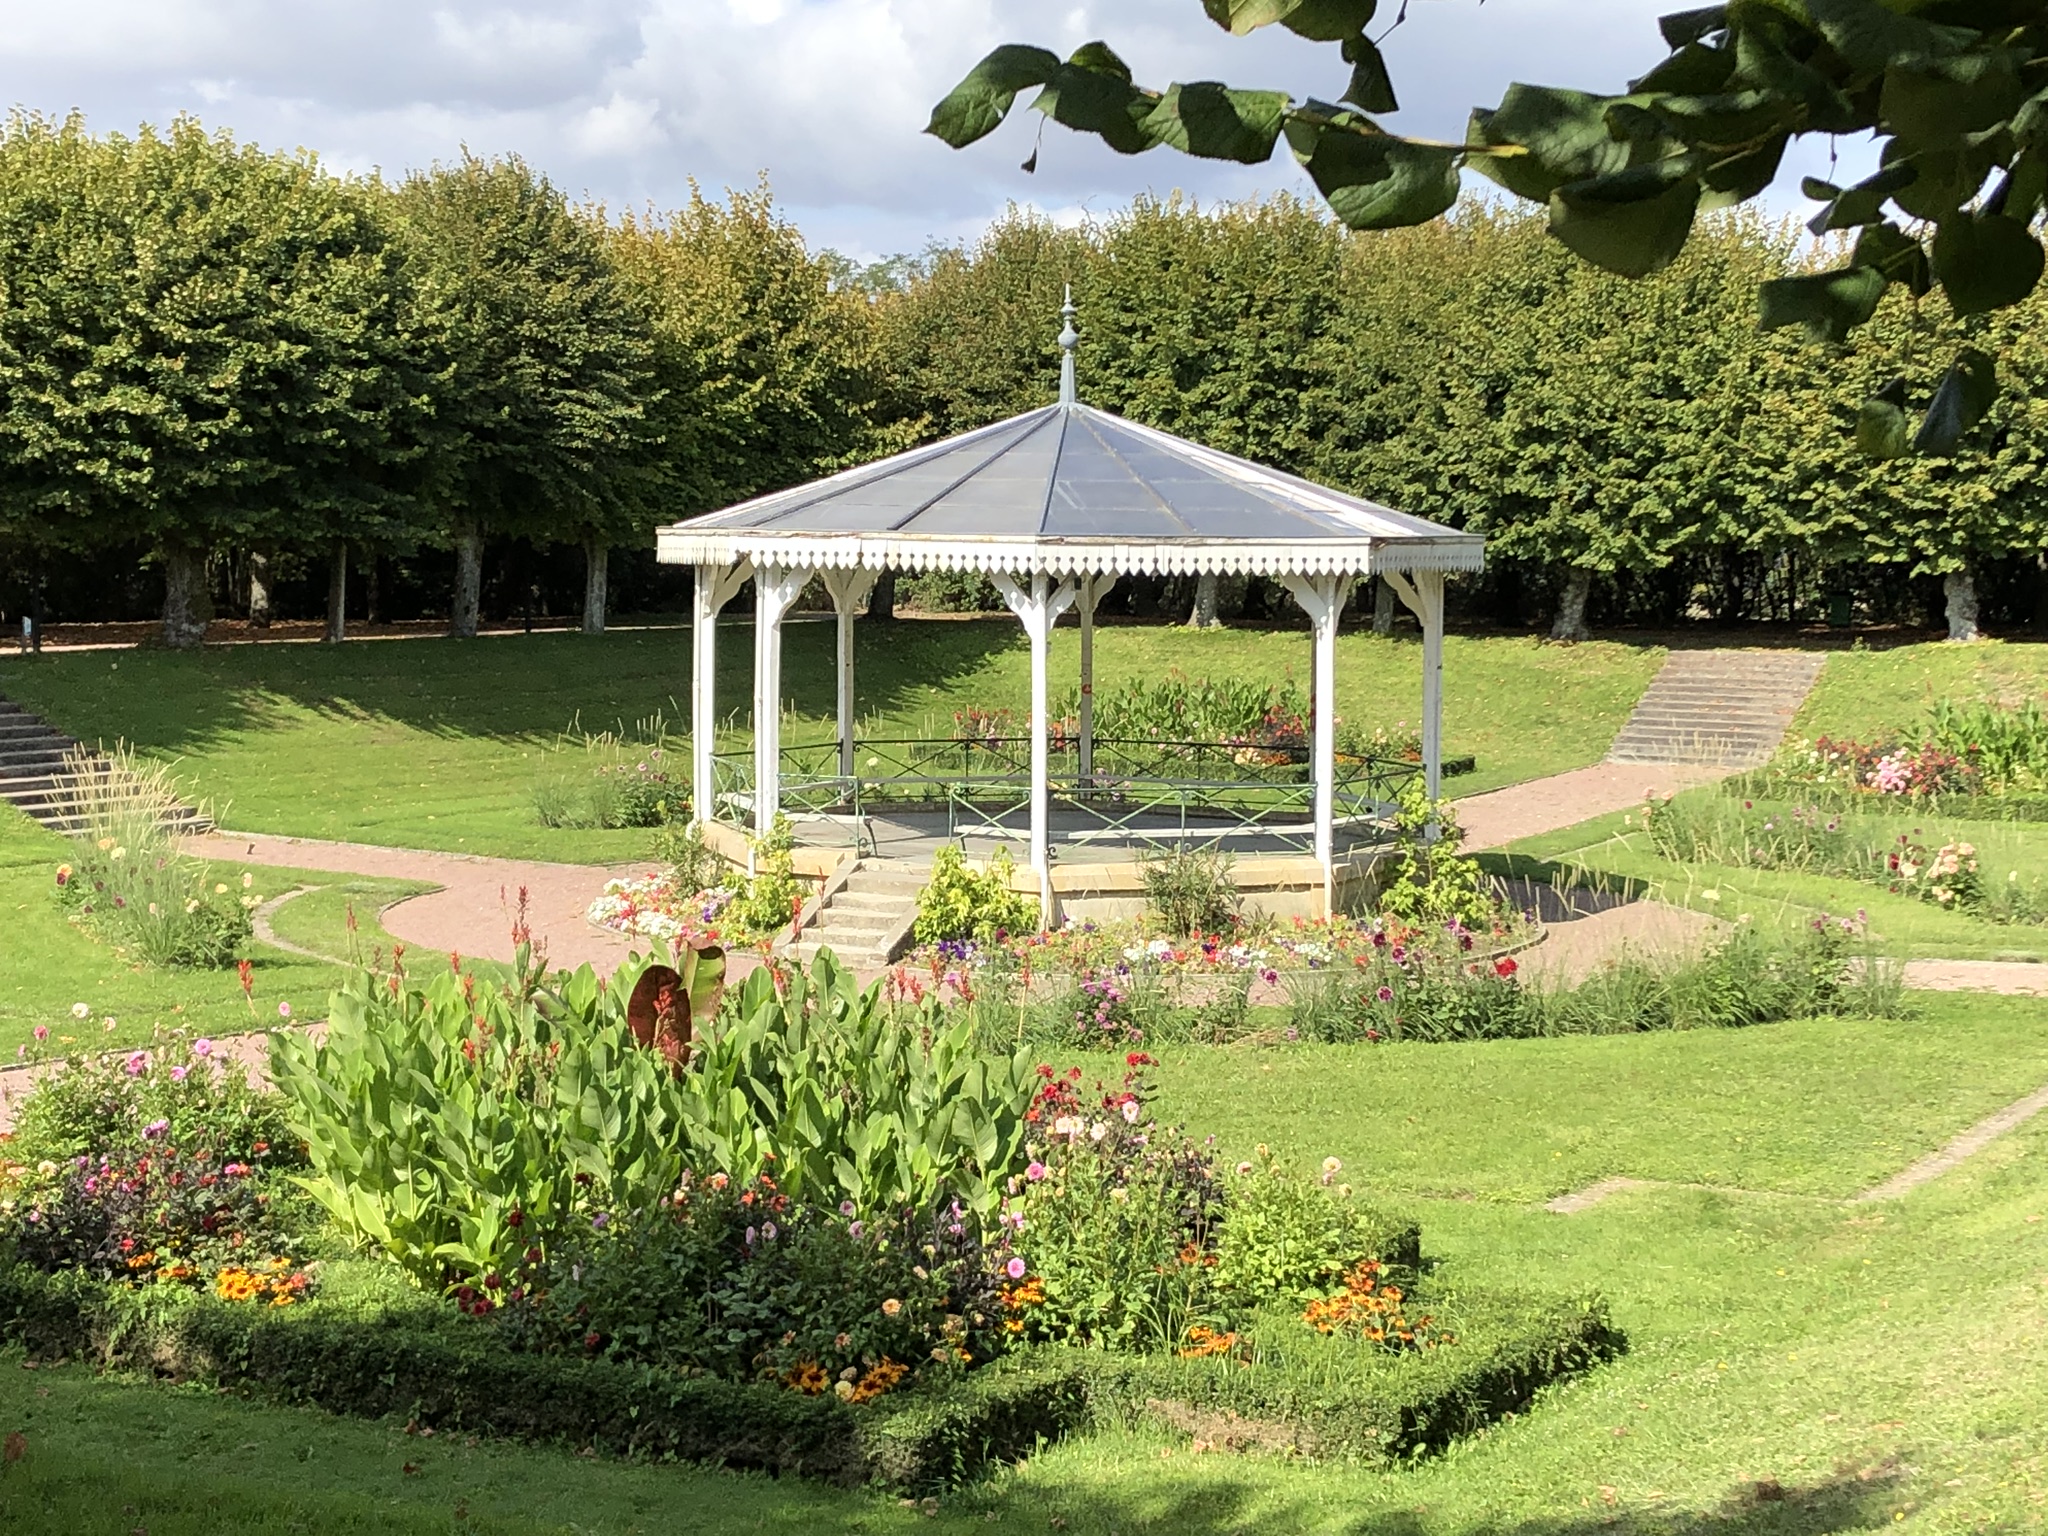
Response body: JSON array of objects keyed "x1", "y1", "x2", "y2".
[
  {"x1": 53, "y1": 745, "x2": 254, "y2": 968},
  {"x1": 532, "y1": 714, "x2": 684, "y2": 829}
]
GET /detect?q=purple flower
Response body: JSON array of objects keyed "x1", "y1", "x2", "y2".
[
  {"x1": 848, "y1": 1220, "x2": 864, "y2": 1239},
  {"x1": 1376, "y1": 986, "x2": 1394, "y2": 1003},
  {"x1": 192, "y1": 1038, "x2": 214, "y2": 1058},
  {"x1": 143, "y1": 1118, "x2": 169, "y2": 1140},
  {"x1": 744, "y1": 1225, "x2": 758, "y2": 1245},
  {"x1": 762, "y1": 1222, "x2": 777, "y2": 1241},
  {"x1": 1006, "y1": 1256, "x2": 1027, "y2": 1279},
  {"x1": 591, "y1": 1212, "x2": 610, "y2": 1231}
]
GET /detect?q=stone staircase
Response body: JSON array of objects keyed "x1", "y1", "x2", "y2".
[
  {"x1": 785, "y1": 859, "x2": 925, "y2": 967},
  {"x1": 1606, "y1": 649, "x2": 1826, "y2": 769},
  {"x1": 0, "y1": 695, "x2": 211, "y2": 836}
]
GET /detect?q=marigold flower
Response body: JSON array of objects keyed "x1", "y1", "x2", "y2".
[{"x1": 881, "y1": 1297, "x2": 902, "y2": 1317}]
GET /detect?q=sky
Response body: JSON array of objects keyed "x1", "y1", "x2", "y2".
[{"x1": 0, "y1": 0, "x2": 1868, "y2": 264}]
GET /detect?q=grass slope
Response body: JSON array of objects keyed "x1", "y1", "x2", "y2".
[
  {"x1": 1796, "y1": 639, "x2": 2048, "y2": 741},
  {"x1": 0, "y1": 626, "x2": 1662, "y2": 861},
  {"x1": 3, "y1": 994, "x2": 2046, "y2": 1533}
]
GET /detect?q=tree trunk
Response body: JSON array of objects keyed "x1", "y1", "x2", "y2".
[
  {"x1": 161, "y1": 545, "x2": 212, "y2": 649},
  {"x1": 450, "y1": 525, "x2": 483, "y2": 638},
  {"x1": 1550, "y1": 566, "x2": 1593, "y2": 642},
  {"x1": 866, "y1": 568, "x2": 897, "y2": 622},
  {"x1": 324, "y1": 539, "x2": 348, "y2": 644},
  {"x1": 581, "y1": 536, "x2": 608, "y2": 634},
  {"x1": 365, "y1": 554, "x2": 383, "y2": 626},
  {"x1": 247, "y1": 551, "x2": 272, "y2": 628},
  {"x1": 1187, "y1": 571, "x2": 1220, "y2": 629},
  {"x1": 1372, "y1": 577, "x2": 1396, "y2": 636},
  {"x1": 1944, "y1": 567, "x2": 1981, "y2": 643}
]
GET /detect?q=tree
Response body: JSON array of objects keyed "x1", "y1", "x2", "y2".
[
  {"x1": 397, "y1": 155, "x2": 659, "y2": 637},
  {"x1": 0, "y1": 114, "x2": 427, "y2": 647},
  {"x1": 931, "y1": 1, "x2": 2048, "y2": 456}
]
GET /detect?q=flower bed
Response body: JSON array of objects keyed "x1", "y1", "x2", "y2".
[{"x1": 586, "y1": 871, "x2": 735, "y2": 946}]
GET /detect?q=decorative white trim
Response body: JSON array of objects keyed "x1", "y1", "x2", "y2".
[{"x1": 656, "y1": 530, "x2": 1481, "y2": 578}]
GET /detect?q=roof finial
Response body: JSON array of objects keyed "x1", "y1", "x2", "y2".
[{"x1": 1057, "y1": 284, "x2": 1078, "y2": 407}]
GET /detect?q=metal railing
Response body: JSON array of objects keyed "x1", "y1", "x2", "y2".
[{"x1": 708, "y1": 736, "x2": 1419, "y2": 855}]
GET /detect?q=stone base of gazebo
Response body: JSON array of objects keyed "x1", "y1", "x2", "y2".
[{"x1": 697, "y1": 813, "x2": 1384, "y2": 931}]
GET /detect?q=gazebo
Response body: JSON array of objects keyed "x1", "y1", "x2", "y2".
[{"x1": 655, "y1": 298, "x2": 1484, "y2": 916}]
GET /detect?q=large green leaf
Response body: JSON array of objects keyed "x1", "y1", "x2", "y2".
[
  {"x1": 1852, "y1": 219, "x2": 1933, "y2": 296},
  {"x1": 1645, "y1": 88, "x2": 1798, "y2": 148},
  {"x1": 1758, "y1": 265, "x2": 1888, "y2": 342},
  {"x1": 1914, "y1": 347, "x2": 1998, "y2": 456},
  {"x1": 1141, "y1": 82, "x2": 1289, "y2": 163},
  {"x1": 1469, "y1": 85, "x2": 1633, "y2": 202},
  {"x1": 1932, "y1": 210, "x2": 2046, "y2": 315},
  {"x1": 1805, "y1": 162, "x2": 1917, "y2": 234},
  {"x1": 1698, "y1": 133, "x2": 1788, "y2": 206},
  {"x1": 1548, "y1": 159, "x2": 1702, "y2": 278},
  {"x1": 1632, "y1": 40, "x2": 1735, "y2": 96},
  {"x1": 1659, "y1": 6, "x2": 1727, "y2": 50},
  {"x1": 1801, "y1": 0, "x2": 1973, "y2": 78},
  {"x1": 1287, "y1": 108, "x2": 1461, "y2": 230},
  {"x1": 1281, "y1": 0, "x2": 1378, "y2": 41},
  {"x1": 1031, "y1": 58, "x2": 1157, "y2": 156},
  {"x1": 1201, "y1": 0, "x2": 1314, "y2": 35},
  {"x1": 925, "y1": 45, "x2": 1062, "y2": 148},
  {"x1": 1342, "y1": 33, "x2": 1397, "y2": 114},
  {"x1": 1881, "y1": 51, "x2": 2026, "y2": 152}
]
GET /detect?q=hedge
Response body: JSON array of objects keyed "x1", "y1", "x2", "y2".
[{"x1": 0, "y1": 1263, "x2": 1617, "y2": 1486}]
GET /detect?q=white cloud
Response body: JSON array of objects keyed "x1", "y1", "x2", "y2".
[{"x1": 0, "y1": 0, "x2": 1862, "y2": 259}]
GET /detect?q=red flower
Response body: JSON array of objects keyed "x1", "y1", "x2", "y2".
[{"x1": 1494, "y1": 956, "x2": 1518, "y2": 979}]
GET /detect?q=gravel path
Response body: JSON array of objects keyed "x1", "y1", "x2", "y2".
[{"x1": 1456, "y1": 760, "x2": 1732, "y2": 853}]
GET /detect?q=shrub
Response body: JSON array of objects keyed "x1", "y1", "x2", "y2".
[
  {"x1": 654, "y1": 819, "x2": 726, "y2": 893},
  {"x1": 913, "y1": 845, "x2": 1038, "y2": 945},
  {"x1": 1139, "y1": 845, "x2": 1240, "y2": 937},
  {"x1": 724, "y1": 815, "x2": 805, "y2": 940},
  {"x1": 53, "y1": 748, "x2": 254, "y2": 968},
  {"x1": 1373, "y1": 782, "x2": 1493, "y2": 930},
  {"x1": 269, "y1": 947, "x2": 1039, "y2": 1288},
  {"x1": 495, "y1": 1175, "x2": 1001, "y2": 1393},
  {"x1": 3, "y1": 1033, "x2": 311, "y2": 1294},
  {"x1": 1926, "y1": 695, "x2": 2048, "y2": 794}
]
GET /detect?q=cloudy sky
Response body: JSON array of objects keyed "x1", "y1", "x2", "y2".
[{"x1": 0, "y1": 0, "x2": 1859, "y2": 262}]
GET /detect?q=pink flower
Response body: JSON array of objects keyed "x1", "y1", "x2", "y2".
[
  {"x1": 124, "y1": 1051, "x2": 147, "y2": 1076},
  {"x1": 1006, "y1": 1257, "x2": 1028, "y2": 1280},
  {"x1": 192, "y1": 1038, "x2": 213, "y2": 1058},
  {"x1": 32, "y1": 1025, "x2": 47, "y2": 1042},
  {"x1": 169, "y1": 1066, "x2": 189, "y2": 1082},
  {"x1": 1026, "y1": 1161, "x2": 1047, "y2": 1181},
  {"x1": 277, "y1": 1002, "x2": 292, "y2": 1020},
  {"x1": 1120, "y1": 1100, "x2": 1140, "y2": 1124}
]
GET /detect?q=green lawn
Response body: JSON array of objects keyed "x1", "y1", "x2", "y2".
[
  {"x1": 5, "y1": 993, "x2": 2047, "y2": 1533},
  {"x1": 1498, "y1": 794, "x2": 2048, "y2": 961},
  {"x1": 0, "y1": 807, "x2": 434, "y2": 1056},
  {"x1": 1795, "y1": 638, "x2": 2048, "y2": 742},
  {"x1": 0, "y1": 625, "x2": 1664, "y2": 862}
]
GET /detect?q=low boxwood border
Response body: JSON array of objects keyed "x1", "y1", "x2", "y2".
[{"x1": 0, "y1": 1263, "x2": 1617, "y2": 1489}]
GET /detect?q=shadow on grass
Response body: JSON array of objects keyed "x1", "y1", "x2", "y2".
[
  {"x1": 0, "y1": 620, "x2": 1023, "y2": 760},
  {"x1": 1021, "y1": 1467, "x2": 1903, "y2": 1536},
  {"x1": 1475, "y1": 851, "x2": 1655, "y2": 914}
]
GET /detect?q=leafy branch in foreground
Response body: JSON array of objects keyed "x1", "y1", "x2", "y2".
[{"x1": 928, "y1": 1, "x2": 2048, "y2": 456}]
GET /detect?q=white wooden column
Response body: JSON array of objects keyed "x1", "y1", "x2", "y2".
[
  {"x1": 1383, "y1": 568, "x2": 1447, "y2": 802},
  {"x1": 691, "y1": 559, "x2": 752, "y2": 829},
  {"x1": 1076, "y1": 572, "x2": 1116, "y2": 788},
  {"x1": 993, "y1": 570, "x2": 1076, "y2": 918},
  {"x1": 1282, "y1": 572, "x2": 1350, "y2": 915},
  {"x1": 751, "y1": 565, "x2": 812, "y2": 838},
  {"x1": 820, "y1": 568, "x2": 879, "y2": 779}
]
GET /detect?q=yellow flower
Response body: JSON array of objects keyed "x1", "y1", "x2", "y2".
[
  {"x1": 215, "y1": 883, "x2": 229, "y2": 895},
  {"x1": 242, "y1": 872, "x2": 254, "y2": 888},
  {"x1": 881, "y1": 1298, "x2": 902, "y2": 1317}
]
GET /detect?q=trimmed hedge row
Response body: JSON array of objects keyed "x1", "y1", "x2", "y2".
[{"x1": 0, "y1": 1263, "x2": 1617, "y2": 1487}]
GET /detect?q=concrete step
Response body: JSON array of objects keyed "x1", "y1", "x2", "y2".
[
  {"x1": 827, "y1": 891, "x2": 907, "y2": 915},
  {"x1": 1606, "y1": 649, "x2": 1824, "y2": 767}
]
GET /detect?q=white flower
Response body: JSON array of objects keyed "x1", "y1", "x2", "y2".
[
  {"x1": 1090, "y1": 1121, "x2": 1109, "y2": 1142},
  {"x1": 71, "y1": 1003, "x2": 90, "y2": 1020}
]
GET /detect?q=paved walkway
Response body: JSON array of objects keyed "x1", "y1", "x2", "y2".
[
  {"x1": 1456, "y1": 760, "x2": 1731, "y2": 853},
  {"x1": 185, "y1": 831, "x2": 654, "y2": 973}
]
